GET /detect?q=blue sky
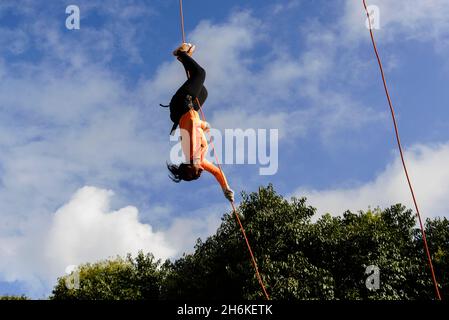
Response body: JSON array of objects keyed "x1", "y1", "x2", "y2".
[{"x1": 0, "y1": 0, "x2": 449, "y2": 298}]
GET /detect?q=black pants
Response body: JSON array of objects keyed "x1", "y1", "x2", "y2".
[{"x1": 169, "y1": 52, "x2": 208, "y2": 124}]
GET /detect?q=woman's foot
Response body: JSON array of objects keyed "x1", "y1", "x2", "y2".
[
  {"x1": 173, "y1": 43, "x2": 196, "y2": 57},
  {"x1": 186, "y1": 44, "x2": 196, "y2": 56}
]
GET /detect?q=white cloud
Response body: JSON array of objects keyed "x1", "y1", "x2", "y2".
[
  {"x1": 272, "y1": 0, "x2": 302, "y2": 15},
  {"x1": 295, "y1": 142, "x2": 449, "y2": 219},
  {"x1": 44, "y1": 187, "x2": 175, "y2": 273},
  {"x1": 0, "y1": 27, "x2": 29, "y2": 55}
]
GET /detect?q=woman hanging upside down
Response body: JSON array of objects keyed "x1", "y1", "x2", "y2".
[{"x1": 165, "y1": 43, "x2": 235, "y2": 202}]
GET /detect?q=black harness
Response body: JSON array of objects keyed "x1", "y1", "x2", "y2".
[{"x1": 161, "y1": 94, "x2": 195, "y2": 136}]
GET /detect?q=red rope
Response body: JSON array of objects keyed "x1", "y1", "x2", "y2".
[
  {"x1": 363, "y1": 0, "x2": 441, "y2": 300},
  {"x1": 177, "y1": 0, "x2": 269, "y2": 300},
  {"x1": 197, "y1": 101, "x2": 270, "y2": 300}
]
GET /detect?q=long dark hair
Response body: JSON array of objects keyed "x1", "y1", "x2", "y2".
[{"x1": 167, "y1": 162, "x2": 194, "y2": 182}]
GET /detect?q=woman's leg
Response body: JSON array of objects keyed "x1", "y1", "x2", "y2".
[{"x1": 176, "y1": 52, "x2": 206, "y2": 99}]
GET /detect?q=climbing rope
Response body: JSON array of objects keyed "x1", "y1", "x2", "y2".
[
  {"x1": 178, "y1": 0, "x2": 270, "y2": 300},
  {"x1": 363, "y1": 0, "x2": 442, "y2": 300},
  {"x1": 179, "y1": 0, "x2": 186, "y2": 44}
]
